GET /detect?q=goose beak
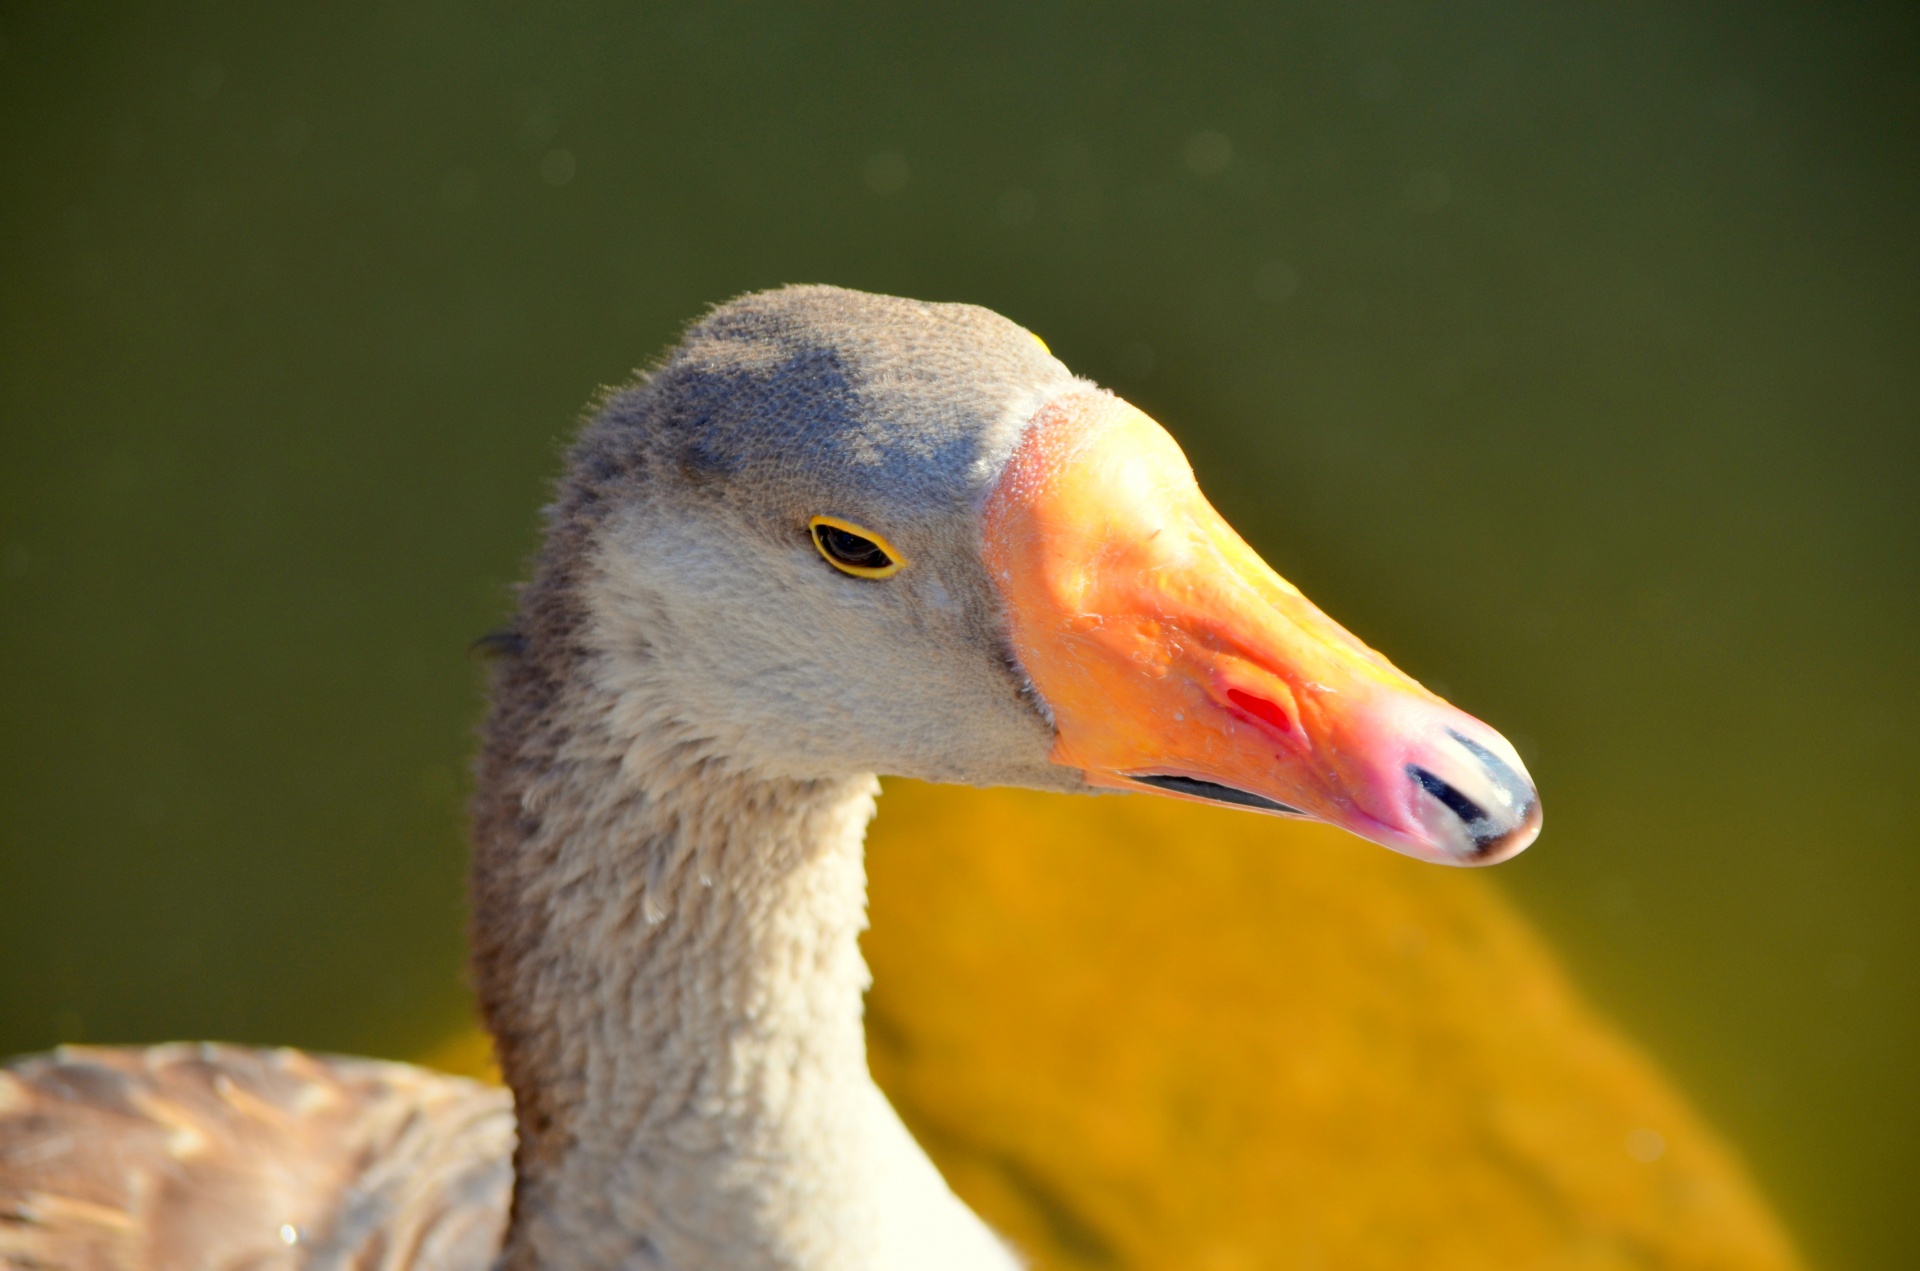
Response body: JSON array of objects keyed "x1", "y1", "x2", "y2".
[{"x1": 983, "y1": 392, "x2": 1541, "y2": 866}]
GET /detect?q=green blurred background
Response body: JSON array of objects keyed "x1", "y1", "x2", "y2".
[{"x1": 1, "y1": 1, "x2": 1914, "y2": 1265}]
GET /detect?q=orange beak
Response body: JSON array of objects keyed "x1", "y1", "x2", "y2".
[{"x1": 984, "y1": 392, "x2": 1541, "y2": 865}]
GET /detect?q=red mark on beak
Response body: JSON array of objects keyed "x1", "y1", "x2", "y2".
[{"x1": 1227, "y1": 688, "x2": 1293, "y2": 735}]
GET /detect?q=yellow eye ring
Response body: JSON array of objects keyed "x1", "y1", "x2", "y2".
[{"x1": 809, "y1": 515, "x2": 908, "y2": 579}]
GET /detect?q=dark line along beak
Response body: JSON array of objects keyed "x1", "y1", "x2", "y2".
[{"x1": 1128, "y1": 774, "x2": 1305, "y2": 816}]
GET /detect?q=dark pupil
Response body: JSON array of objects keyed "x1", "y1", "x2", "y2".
[{"x1": 816, "y1": 524, "x2": 891, "y2": 570}]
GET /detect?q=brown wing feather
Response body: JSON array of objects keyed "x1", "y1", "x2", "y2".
[{"x1": 0, "y1": 1044, "x2": 513, "y2": 1271}]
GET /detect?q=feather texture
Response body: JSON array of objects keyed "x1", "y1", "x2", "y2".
[{"x1": 0, "y1": 1044, "x2": 512, "y2": 1271}]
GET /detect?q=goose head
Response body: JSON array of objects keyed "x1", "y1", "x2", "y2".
[{"x1": 569, "y1": 285, "x2": 1539, "y2": 865}]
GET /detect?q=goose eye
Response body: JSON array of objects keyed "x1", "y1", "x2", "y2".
[{"x1": 809, "y1": 516, "x2": 906, "y2": 579}]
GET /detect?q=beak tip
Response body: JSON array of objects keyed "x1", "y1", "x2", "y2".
[
  {"x1": 1463, "y1": 798, "x2": 1544, "y2": 865},
  {"x1": 1398, "y1": 727, "x2": 1542, "y2": 865}
]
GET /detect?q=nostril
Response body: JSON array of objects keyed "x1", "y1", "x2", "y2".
[{"x1": 1226, "y1": 688, "x2": 1292, "y2": 734}]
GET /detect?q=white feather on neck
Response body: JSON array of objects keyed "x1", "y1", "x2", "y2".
[{"x1": 476, "y1": 569, "x2": 1020, "y2": 1270}]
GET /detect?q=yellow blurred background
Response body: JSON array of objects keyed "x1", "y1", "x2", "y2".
[{"x1": 430, "y1": 781, "x2": 1801, "y2": 1269}]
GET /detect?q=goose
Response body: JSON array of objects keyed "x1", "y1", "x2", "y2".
[{"x1": 0, "y1": 285, "x2": 1539, "y2": 1271}]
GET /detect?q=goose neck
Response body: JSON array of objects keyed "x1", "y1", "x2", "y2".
[
  {"x1": 472, "y1": 739, "x2": 868, "y2": 1259},
  {"x1": 471, "y1": 685, "x2": 1013, "y2": 1271}
]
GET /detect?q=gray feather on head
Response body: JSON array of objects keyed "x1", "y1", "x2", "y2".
[
  {"x1": 500, "y1": 284, "x2": 1090, "y2": 799},
  {"x1": 589, "y1": 284, "x2": 1075, "y2": 532}
]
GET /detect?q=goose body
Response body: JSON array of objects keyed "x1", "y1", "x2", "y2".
[
  {"x1": 0, "y1": 1045, "x2": 512, "y2": 1270},
  {"x1": 2, "y1": 287, "x2": 1541, "y2": 1270}
]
